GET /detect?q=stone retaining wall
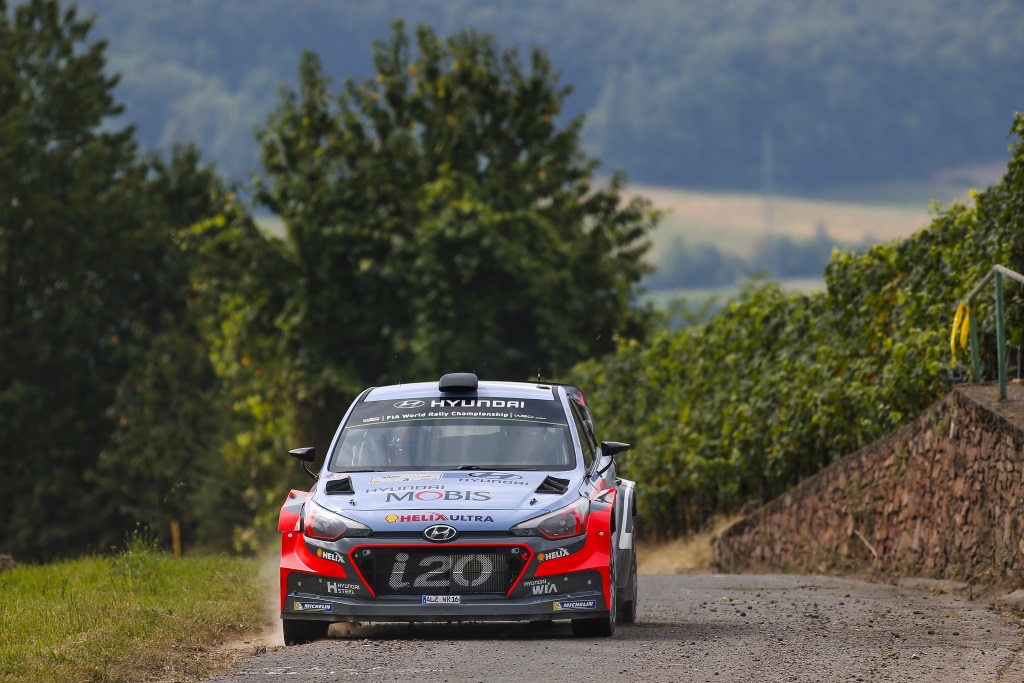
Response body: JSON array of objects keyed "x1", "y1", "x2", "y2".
[{"x1": 712, "y1": 384, "x2": 1024, "y2": 585}]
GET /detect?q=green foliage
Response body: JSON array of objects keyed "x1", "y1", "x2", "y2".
[
  {"x1": 0, "y1": 1, "x2": 234, "y2": 560},
  {"x1": 219, "y1": 20, "x2": 656, "y2": 477},
  {"x1": 571, "y1": 113, "x2": 1024, "y2": 538},
  {"x1": 0, "y1": 0, "x2": 139, "y2": 557},
  {"x1": 179, "y1": 204, "x2": 308, "y2": 546}
]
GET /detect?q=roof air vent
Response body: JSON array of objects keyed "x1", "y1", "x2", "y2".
[{"x1": 439, "y1": 372, "x2": 478, "y2": 392}]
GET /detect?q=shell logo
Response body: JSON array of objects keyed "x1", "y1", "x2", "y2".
[
  {"x1": 537, "y1": 553, "x2": 545, "y2": 561},
  {"x1": 316, "y1": 548, "x2": 324, "y2": 557},
  {"x1": 385, "y1": 514, "x2": 399, "y2": 523}
]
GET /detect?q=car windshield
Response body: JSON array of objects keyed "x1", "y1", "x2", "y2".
[{"x1": 328, "y1": 397, "x2": 574, "y2": 472}]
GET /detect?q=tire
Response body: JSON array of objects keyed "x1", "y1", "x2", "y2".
[
  {"x1": 282, "y1": 618, "x2": 330, "y2": 645},
  {"x1": 617, "y1": 548, "x2": 638, "y2": 624},
  {"x1": 571, "y1": 556, "x2": 617, "y2": 638}
]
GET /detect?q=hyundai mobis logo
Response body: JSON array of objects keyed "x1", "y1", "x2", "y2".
[{"x1": 423, "y1": 524, "x2": 459, "y2": 542}]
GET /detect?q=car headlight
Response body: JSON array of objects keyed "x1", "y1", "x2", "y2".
[
  {"x1": 302, "y1": 499, "x2": 371, "y2": 540},
  {"x1": 510, "y1": 497, "x2": 589, "y2": 540}
]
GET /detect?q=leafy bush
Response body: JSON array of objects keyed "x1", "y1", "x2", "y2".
[{"x1": 571, "y1": 114, "x2": 1024, "y2": 538}]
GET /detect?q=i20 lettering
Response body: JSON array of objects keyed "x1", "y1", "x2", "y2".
[
  {"x1": 385, "y1": 490, "x2": 491, "y2": 503},
  {"x1": 389, "y1": 553, "x2": 494, "y2": 590}
]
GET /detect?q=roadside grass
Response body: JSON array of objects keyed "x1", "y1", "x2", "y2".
[
  {"x1": 637, "y1": 514, "x2": 744, "y2": 574},
  {"x1": 0, "y1": 536, "x2": 271, "y2": 683}
]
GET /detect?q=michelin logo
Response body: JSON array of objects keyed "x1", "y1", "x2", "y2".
[
  {"x1": 293, "y1": 601, "x2": 332, "y2": 612},
  {"x1": 553, "y1": 599, "x2": 596, "y2": 611}
]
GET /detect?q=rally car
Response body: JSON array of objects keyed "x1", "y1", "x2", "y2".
[{"x1": 278, "y1": 372, "x2": 638, "y2": 643}]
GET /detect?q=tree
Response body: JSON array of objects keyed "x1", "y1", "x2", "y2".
[
  {"x1": 0, "y1": 1, "x2": 228, "y2": 559},
  {"x1": 250, "y1": 20, "x2": 657, "y2": 452}
]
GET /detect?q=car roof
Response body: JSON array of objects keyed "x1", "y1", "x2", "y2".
[{"x1": 363, "y1": 379, "x2": 561, "y2": 402}]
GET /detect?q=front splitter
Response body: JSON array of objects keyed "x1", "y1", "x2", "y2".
[{"x1": 282, "y1": 589, "x2": 609, "y2": 623}]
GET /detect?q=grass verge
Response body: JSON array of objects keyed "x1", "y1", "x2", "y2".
[
  {"x1": 637, "y1": 514, "x2": 744, "y2": 574},
  {"x1": 0, "y1": 536, "x2": 271, "y2": 683}
]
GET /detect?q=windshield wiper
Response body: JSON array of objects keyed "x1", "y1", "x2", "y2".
[{"x1": 454, "y1": 465, "x2": 533, "y2": 470}]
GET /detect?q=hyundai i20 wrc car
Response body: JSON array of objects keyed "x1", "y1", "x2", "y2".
[{"x1": 278, "y1": 372, "x2": 638, "y2": 643}]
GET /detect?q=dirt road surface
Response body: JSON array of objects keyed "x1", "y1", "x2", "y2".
[{"x1": 206, "y1": 574, "x2": 1024, "y2": 682}]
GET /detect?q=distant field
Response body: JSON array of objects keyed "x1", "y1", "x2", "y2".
[
  {"x1": 629, "y1": 164, "x2": 1005, "y2": 306},
  {"x1": 638, "y1": 186, "x2": 935, "y2": 261},
  {"x1": 642, "y1": 277, "x2": 826, "y2": 311},
  {"x1": 632, "y1": 162, "x2": 1004, "y2": 263}
]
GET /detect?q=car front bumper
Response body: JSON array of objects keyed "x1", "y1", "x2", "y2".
[{"x1": 280, "y1": 529, "x2": 612, "y2": 623}]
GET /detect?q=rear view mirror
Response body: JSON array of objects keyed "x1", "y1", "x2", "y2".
[
  {"x1": 289, "y1": 446, "x2": 315, "y2": 462},
  {"x1": 601, "y1": 441, "x2": 631, "y2": 458},
  {"x1": 289, "y1": 446, "x2": 317, "y2": 480}
]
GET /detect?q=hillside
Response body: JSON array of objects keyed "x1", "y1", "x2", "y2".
[{"x1": 71, "y1": 0, "x2": 1022, "y2": 191}]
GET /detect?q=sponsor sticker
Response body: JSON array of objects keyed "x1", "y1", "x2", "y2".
[
  {"x1": 537, "y1": 547, "x2": 570, "y2": 562},
  {"x1": 385, "y1": 512, "x2": 447, "y2": 523},
  {"x1": 394, "y1": 400, "x2": 426, "y2": 409},
  {"x1": 370, "y1": 473, "x2": 442, "y2": 484},
  {"x1": 315, "y1": 547, "x2": 346, "y2": 564},
  {"x1": 293, "y1": 601, "x2": 333, "y2": 612},
  {"x1": 445, "y1": 472, "x2": 529, "y2": 486},
  {"x1": 327, "y1": 581, "x2": 360, "y2": 596},
  {"x1": 429, "y1": 399, "x2": 525, "y2": 409},
  {"x1": 553, "y1": 599, "x2": 596, "y2": 611},
  {"x1": 422, "y1": 595, "x2": 461, "y2": 604},
  {"x1": 465, "y1": 472, "x2": 522, "y2": 480},
  {"x1": 386, "y1": 490, "x2": 490, "y2": 503},
  {"x1": 531, "y1": 583, "x2": 559, "y2": 595},
  {"x1": 384, "y1": 512, "x2": 495, "y2": 524}
]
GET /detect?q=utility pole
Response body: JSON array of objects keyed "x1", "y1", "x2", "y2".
[{"x1": 762, "y1": 126, "x2": 776, "y2": 273}]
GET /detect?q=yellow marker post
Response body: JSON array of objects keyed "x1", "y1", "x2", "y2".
[
  {"x1": 950, "y1": 302, "x2": 966, "y2": 359},
  {"x1": 171, "y1": 520, "x2": 182, "y2": 559}
]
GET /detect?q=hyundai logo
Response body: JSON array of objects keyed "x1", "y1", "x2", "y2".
[
  {"x1": 422, "y1": 524, "x2": 459, "y2": 543},
  {"x1": 394, "y1": 400, "x2": 425, "y2": 409},
  {"x1": 466, "y1": 472, "x2": 522, "y2": 480}
]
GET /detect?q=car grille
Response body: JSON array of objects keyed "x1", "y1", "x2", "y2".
[{"x1": 353, "y1": 546, "x2": 527, "y2": 596}]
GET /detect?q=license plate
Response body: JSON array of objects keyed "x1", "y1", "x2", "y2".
[{"x1": 422, "y1": 595, "x2": 460, "y2": 604}]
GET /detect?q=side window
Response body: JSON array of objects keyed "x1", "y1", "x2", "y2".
[{"x1": 569, "y1": 401, "x2": 596, "y2": 470}]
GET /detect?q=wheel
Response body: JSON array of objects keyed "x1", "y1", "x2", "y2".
[
  {"x1": 282, "y1": 618, "x2": 330, "y2": 645},
  {"x1": 571, "y1": 556, "x2": 617, "y2": 637},
  {"x1": 617, "y1": 547, "x2": 638, "y2": 624}
]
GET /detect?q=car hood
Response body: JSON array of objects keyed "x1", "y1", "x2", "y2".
[{"x1": 314, "y1": 470, "x2": 579, "y2": 530}]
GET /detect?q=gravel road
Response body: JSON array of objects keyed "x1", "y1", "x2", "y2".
[{"x1": 207, "y1": 574, "x2": 1024, "y2": 682}]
